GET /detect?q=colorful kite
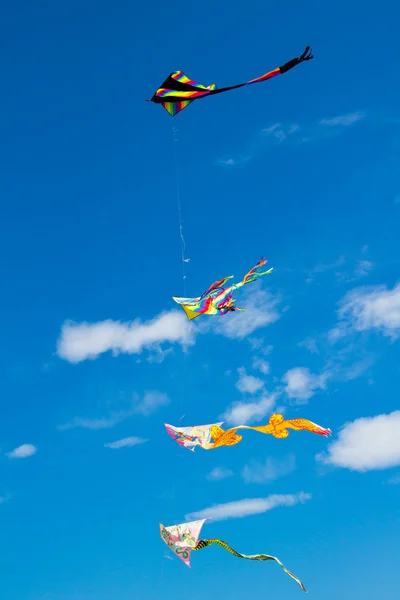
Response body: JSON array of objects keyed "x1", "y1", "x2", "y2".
[
  {"x1": 165, "y1": 413, "x2": 331, "y2": 451},
  {"x1": 172, "y1": 257, "x2": 273, "y2": 320},
  {"x1": 149, "y1": 46, "x2": 313, "y2": 116},
  {"x1": 160, "y1": 519, "x2": 306, "y2": 591}
]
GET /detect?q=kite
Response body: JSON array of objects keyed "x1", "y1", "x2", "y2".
[
  {"x1": 149, "y1": 46, "x2": 313, "y2": 116},
  {"x1": 165, "y1": 413, "x2": 331, "y2": 451},
  {"x1": 160, "y1": 518, "x2": 306, "y2": 592},
  {"x1": 172, "y1": 257, "x2": 273, "y2": 320}
]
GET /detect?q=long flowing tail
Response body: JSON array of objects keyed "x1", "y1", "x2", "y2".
[
  {"x1": 233, "y1": 257, "x2": 273, "y2": 290},
  {"x1": 194, "y1": 538, "x2": 306, "y2": 592},
  {"x1": 279, "y1": 46, "x2": 314, "y2": 74}
]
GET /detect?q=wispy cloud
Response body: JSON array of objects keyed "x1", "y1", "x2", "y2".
[
  {"x1": 261, "y1": 123, "x2": 299, "y2": 142},
  {"x1": 222, "y1": 392, "x2": 277, "y2": 425},
  {"x1": 309, "y1": 255, "x2": 346, "y2": 277},
  {"x1": 218, "y1": 156, "x2": 250, "y2": 167},
  {"x1": 57, "y1": 310, "x2": 194, "y2": 363},
  {"x1": 186, "y1": 492, "x2": 311, "y2": 522},
  {"x1": 319, "y1": 112, "x2": 365, "y2": 127},
  {"x1": 298, "y1": 337, "x2": 319, "y2": 354},
  {"x1": 60, "y1": 391, "x2": 170, "y2": 430},
  {"x1": 207, "y1": 466, "x2": 234, "y2": 481},
  {"x1": 241, "y1": 454, "x2": 296, "y2": 484},
  {"x1": 134, "y1": 391, "x2": 170, "y2": 416},
  {"x1": 6, "y1": 444, "x2": 37, "y2": 459},
  {"x1": 252, "y1": 357, "x2": 270, "y2": 375},
  {"x1": 104, "y1": 436, "x2": 148, "y2": 449},
  {"x1": 236, "y1": 367, "x2": 264, "y2": 394},
  {"x1": 335, "y1": 259, "x2": 374, "y2": 283},
  {"x1": 317, "y1": 411, "x2": 400, "y2": 471},
  {"x1": 216, "y1": 111, "x2": 365, "y2": 166},
  {"x1": 388, "y1": 473, "x2": 400, "y2": 485},
  {"x1": 282, "y1": 367, "x2": 329, "y2": 403},
  {"x1": 331, "y1": 282, "x2": 400, "y2": 340},
  {"x1": 210, "y1": 286, "x2": 281, "y2": 340},
  {"x1": 353, "y1": 260, "x2": 374, "y2": 278}
]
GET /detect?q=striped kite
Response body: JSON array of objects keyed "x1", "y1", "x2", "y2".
[
  {"x1": 165, "y1": 413, "x2": 331, "y2": 451},
  {"x1": 160, "y1": 519, "x2": 306, "y2": 591},
  {"x1": 149, "y1": 46, "x2": 313, "y2": 116},
  {"x1": 172, "y1": 257, "x2": 273, "y2": 320}
]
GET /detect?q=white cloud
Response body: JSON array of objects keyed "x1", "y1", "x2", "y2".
[
  {"x1": 6, "y1": 444, "x2": 37, "y2": 459},
  {"x1": 335, "y1": 259, "x2": 374, "y2": 283},
  {"x1": 252, "y1": 357, "x2": 270, "y2": 375},
  {"x1": 341, "y1": 356, "x2": 374, "y2": 381},
  {"x1": 262, "y1": 123, "x2": 299, "y2": 142},
  {"x1": 207, "y1": 466, "x2": 234, "y2": 481},
  {"x1": 104, "y1": 436, "x2": 148, "y2": 449},
  {"x1": 186, "y1": 492, "x2": 311, "y2": 522},
  {"x1": 222, "y1": 393, "x2": 277, "y2": 425},
  {"x1": 353, "y1": 260, "x2": 374, "y2": 278},
  {"x1": 134, "y1": 391, "x2": 170, "y2": 416},
  {"x1": 60, "y1": 391, "x2": 170, "y2": 430},
  {"x1": 57, "y1": 310, "x2": 194, "y2": 363},
  {"x1": 218, "y1": 156, "x2": 250, "y2": 167},
  {"x1": 211, "y1": 287, "x2": 281, "y2": 340},
  {"x1": 310, "y1": 255, "x2": 346, "y2": 275},
  {"x1": 318, "y1": 411, "x2": 400, "y2": 471},
  {"x1": 248, "y1": 337, "x2": 265, "y2": 350},
  {"x1": 236, "y1": 367, "x2": 264, "y2": 394},
  {"x1": 282, "y1": 367, "x2": 328, "y2": 403},
  {"x1": 335, "y1": 283, "x2": 400, "y2": 338},
  {"x1": 60, "y1": 413, "x2": 128, "y2": 430},
  {"x1": 298, "y1": 338, "x2": 319, "y2": 354},
  {"x1": 319, "y1": 112, "x2": 365, "y2": 126},
  {"x1": 241, "y1": 454, "x2": 296, "y2": 484}
]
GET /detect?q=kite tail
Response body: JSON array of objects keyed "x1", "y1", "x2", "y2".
[
  {"x1": 194, "y1": 539, "x2": 306, "y2": 592},
  {"x1": 241, "y1": 257, "x2": 274, "y2": 286},
  {"x1": 280, "y1": 46, "x2": 314, "y2": 74}
]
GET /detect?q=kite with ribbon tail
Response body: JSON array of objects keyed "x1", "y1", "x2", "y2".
[
  {"x1": 149, "y1": 46, "x2": 313, "y2": 116},
  {"x1": 160, "y1": 519, "x2": 306, "y2": 592},
  {"x1": 172, "y1": 257, "x2": 273, "y2": 320},
  {"x1": 164, "y1": 413, "x2": 331, "y2": 451}
]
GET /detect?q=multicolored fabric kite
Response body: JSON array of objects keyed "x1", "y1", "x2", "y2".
[
  {"x1": 165, "y1": 413, "x2": 331, "y2": 451},
  {"x1": 172, "y1": 257, "x2": 273, "y2": 320},
  {"x1": 160, "y1": 519, "x2": 306, "y2": 592},
  {"x1": 149, "y1": 46, "x2": 313, "y2": 116}
]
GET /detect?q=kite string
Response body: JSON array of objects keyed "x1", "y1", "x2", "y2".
[
  {"x1": 172, "y1": 124, "x2": 187, "y2": 422},
  {"x1": 172, "y1": 124, "x2": 188, "y2": 297}
]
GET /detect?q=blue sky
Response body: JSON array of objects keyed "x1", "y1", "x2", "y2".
[{"x1": 1, "y1": 1, "x2": 400, "y2": 599}]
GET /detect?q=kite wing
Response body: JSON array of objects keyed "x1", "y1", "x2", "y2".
[
  {"x1": 193, "y1": 538, "x2": 306, "y2": 592},
  {"x1": 149, "y1": 47, "x2": 313, "y2": 116},
  {"x1": 172, "y1": 275, "x2": 233, "y2": 320},
  {"x1": 160, "y1": 519, "x2": 207, "y2": 567},
  {"x1": 164, "y1": 423, "x2": 223, "y2": 450}
]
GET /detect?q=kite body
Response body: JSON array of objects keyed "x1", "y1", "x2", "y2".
[
  {"x1": 160, "y1": 519, "x2": 207, "y2": 567},
  {"x1": 172, "y1": 257, "x2": 273, "y2": 320},
  {"x1": 150, "y1": 46, "x2": 313, "y2": 116},
  {"x1": 165, "y1": 413, "x2": 331, "y2": 451},
  {"x1": 160, "y1": 519, "x2": 306, "y2": 591}
]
